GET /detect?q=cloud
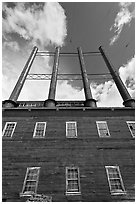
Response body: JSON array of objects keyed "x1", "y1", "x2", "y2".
[
  {"x1": 90, "y1": 56, "x2": 135, "y2": 107},
  {"x1": 2, "y1": 2, "x2": 67, "y2": 48},
  {"x1": 3, "y1": 41, "x2": 20, "y2": 51},
  {"x1": 17, "y1": 80, "x2": 85, "y2": 101},
  {"x1": 119, "y1": 56, "x2": 135, "y2": 98},
  {"x1": 110, "y1": 2, "x2": 135, "y2": 45},
  {"x1": 90, "y1": 80, "x2": 123, "y2": 107},
  {"x1": 56, "y1": 81, "x2": 85, "y2": 100}
]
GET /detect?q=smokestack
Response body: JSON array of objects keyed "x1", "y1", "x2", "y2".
[
  {"x1": 77, "y1": 47, "x2": 97, "y2": 107},
  {"x1": 3, "y1": 46, "x2": 38, "y2": 108},
  {"x1": 44, "y1": 47, "x2": 60, "y2": 107},
  {"x1": 99, "y1": 46, "x2": 135, "y2": 108}
]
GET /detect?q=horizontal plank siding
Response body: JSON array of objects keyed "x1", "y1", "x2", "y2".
[{"x1": 2, "y1": 108, "x2": 135, "y2": 202}]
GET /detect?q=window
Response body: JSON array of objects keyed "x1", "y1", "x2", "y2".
[
  {"x1": 66, "y1": 167, "x2": 81, "y2": 195},
  {"x1": 105, "y1": 166, "x2": 126, "y2": 195},
  {"x1": 2, "y1": 122, "x2": 17, "y2": 138},
  {"x1": 20, "y1": 167, "x2": 40, "y2": 196},
  {"x1": 96, "y1": 121, "x2": 110, "y2": 137},
  {"x1": 126, "y1": 121, "x2": 135, "y2": 137},
  {"x1": 66, "y1": 122, "x2": 77, "y2": 138},
  {"x1": 33, "y1": 122, "x2": 47, "y2": 138}
]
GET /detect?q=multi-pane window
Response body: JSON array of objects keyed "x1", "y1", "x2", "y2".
[
  {"x1": 21, "y1": 167, "x2": 40, "y2": 196},
  {"x1": 126, "y1": 121, "x2": 135, "y2": 137},
  {"x1": 66, "y1": 167, "x2": 81, "y2": 194},
  {"x1": 96, "y1": 121, "x2": 110, "y2": 137},
  {"x1": 33, "y1": 122, "x2": 47, "y2": 138},
  {"x1": 66, "y1": 122, "x2": 77, "y2": 138},
  {"x1": 105, "y1": 166, "x2": 126, "y2": 195},
  {"x1": 2, "y1": 122, "x2": 17, "y2": 138}
]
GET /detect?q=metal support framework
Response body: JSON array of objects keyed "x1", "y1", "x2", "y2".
[
  {"x1": 3, "y1": 45, "x2": 134, "y2": 109},
  {"x1": 26, "y1": 73, "x2": 112, "y2": 81},
  {"x1": 36, "y1": 51, "x2": 101, "y2": 57},
  {"x1": 44, "y1": 47, "x2": 60, "y2": 107},
  {"x1": 99, "y1": 46, "x2": 135, "y2": 108},
  {"x1": 3, "y1": 46, "x2": 38, "y2": 108},
  {"x1": 77, "y1": 47, "x2": 97, "y2": 107}
]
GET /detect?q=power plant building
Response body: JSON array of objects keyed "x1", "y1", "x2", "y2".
[{"x1": 2, "y1": 46, "x2": 135, "y2": 202}]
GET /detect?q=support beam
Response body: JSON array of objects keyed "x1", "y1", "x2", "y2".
[
  {"x1": 99, "y1": 46, "x2": 135, "y2": 108},
  {"x1": 3, "y1": 46, "x2": 38, "y2": 108},
  {"x1": 77, "y1": 47, "x2": 97, "y2": 107},
  {"x1": 44, "y1": 47, "x2": 60, "y2": 107}
]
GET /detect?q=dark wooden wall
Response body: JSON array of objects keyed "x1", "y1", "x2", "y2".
[{"x1": 2, "y1": 108, "x2": 135, "y2": 202}]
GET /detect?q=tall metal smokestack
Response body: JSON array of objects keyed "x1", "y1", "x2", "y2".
[
  {"x1": 77, "y1": 47, "x2": 97, "y2": 107},
  {"x1": 3, "y1": 46, "x2": 38, "y2": 108},
  {"x1": 44, "y1": 47, "x2": 60, "y2": 107},
  {"x1": 99, "y1": 46, "x2": 135, "y2": 108}
]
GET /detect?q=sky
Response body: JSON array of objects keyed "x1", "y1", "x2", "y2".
[{"x1": 2, "y1": 2, "x2": 135, "y2": 107}]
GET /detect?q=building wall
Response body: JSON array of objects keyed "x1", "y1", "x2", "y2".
[{"x1": 2, "y1": 108, "x2": 135, "y2": 202}]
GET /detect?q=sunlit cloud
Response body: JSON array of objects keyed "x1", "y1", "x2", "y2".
[
  {"x1": 90, "y1": 56, "x2": 135, "y2": 107},
  {"x1": 110, "y1": 2, "x2": 135, "y2": 45},
  {"x1": 3, "y1": 2, "x2": 67, "y2": 48},
  {"x1": 3, "y1": 41, "x2": 20, "y2": 51},
  {"x1": 119, "y1": 56, "x2": 135, "y2": 98}
]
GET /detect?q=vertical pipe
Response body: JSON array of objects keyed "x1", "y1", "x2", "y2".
[
  {"x1": 44, "y1": 47, "x2": 60, "y2": 107},
  {"x1": 99, "y1": 46, "x2": 135, "y2": 107},
  {"x1": 77, "y1": 47, "x2": 97, "y2": 107},
  {"x1": 3, "y1": 46, "x2": 38, "y2": 108},
  {"x1": 48, "y1": 47, "x2": 60, "y2": 100}
]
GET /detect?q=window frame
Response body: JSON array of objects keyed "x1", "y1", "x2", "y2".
[
  {"x1": 96, "y1": 121, "x2": 110, "y2": 137},
  {"x1": 66, "y1": 166, "x2": 81, "y2": 195},
  {"x1": 126, "y1": 121, "x2": 135, "y2": 138},
  {"x1": 20, "y1": 167, "x2": 40, "y2": 197},
  {"x1": 2, "y1": 122, "x2": 17, "y2": 138},
  {"x1": 33, "y1": 122, "x2": 47, "y2": 138},
  {"x1": 105, "y1": 166, "x2": 126, "y2": 195},
  {"x1": 66, "y1": 121, "x2": 77, "y2": 138}
]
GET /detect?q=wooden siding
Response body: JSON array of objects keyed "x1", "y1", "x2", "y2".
[{"x1": 2, "y1": 108, "x2": 135, "y2": 202}]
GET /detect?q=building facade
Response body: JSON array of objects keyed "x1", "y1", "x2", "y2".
[{"x1": 2, "y1": 46, "x2": 135, "y2": 202}]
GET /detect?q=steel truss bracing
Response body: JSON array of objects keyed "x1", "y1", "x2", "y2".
[
  {"x1": 36, "y1": 51, "x2": 101, "y2": 57},
  {"x1": 26, "y1": 73, "x2": 112, "y2": 80}
]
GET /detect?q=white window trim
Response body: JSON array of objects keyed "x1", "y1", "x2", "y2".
[
  {"x1": 33, "y1": 122, "x2": 47, "y2": 138},
  {"x1": 66, "y1": 166, "x2": 81, "y2": 195},
  {"x1": 2, "y1": 122, "x2": 17, "y2": 138},
  {"x1": 66, "y1": 121, "x2": 77, "y2": 138},
  {"x1": 105, "y1": 166, "x2": 126, "y2": 195},
  {"x1": 126, "y1": 121, "x2": 135, "y2": 138},
  {"x1": 20, "y1": 167, "x2": 40, "y2": 197},
  {"x1": 96, "y1": 121, "x2": 110, "y2": 137}
]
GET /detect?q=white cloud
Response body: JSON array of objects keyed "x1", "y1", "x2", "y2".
[
  {"x1": 15, "y1": 80, "x2": 85, "y2": 101},
  {"x1": 2, "y1": 72, "x2": 18, "y2": 100},
  {"x1": 90, "y1": 80, "x2": 123, "y2": 107},
  {"x1": 3, "y1": 41, "x2": 20, "y2": 51},
  {"x1": 119, "y1": 57, "x2": 135, "y2": 82},
  {"x1": 3, "y1": 2, "x2": 67, "y2": 48},
  {"x1": 119, "y1": 56, "x2": 135, "y2": 98},
  {"x1": 56, "y1": 81, "x2": 85, "y2": 100},
  {"x1": 110, "y1": 2, "x2": 135, "y2": 45},
  {"x1": 90, "y1": 56, "x2": 135, "y2": 107}
]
